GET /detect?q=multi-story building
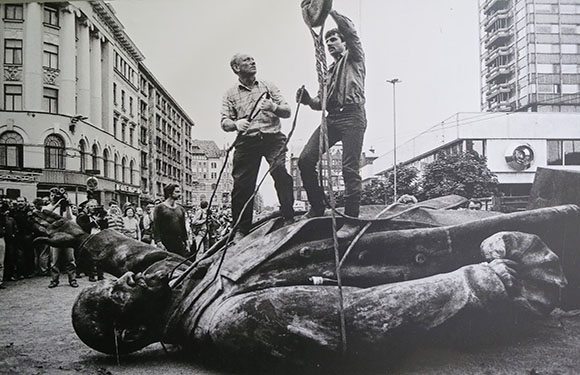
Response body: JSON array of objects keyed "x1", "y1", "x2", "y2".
[
  {"x1": 0, "y1": 1, "x2": 143, "y2": 204},
  {"x1": 480, "y1": 0, "x2": 580, "y2": 112},
  {"x1": 0, "y1": 1, "x2": 198, "y2": 207},
  {"x1": 139, "y1": 65, "x2": 195, "y2": 206},
  {"x1": 188, "y1": 140, "x2": 232, "y2": 209}
]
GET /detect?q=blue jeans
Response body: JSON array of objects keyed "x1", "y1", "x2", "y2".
[
  {"x1": 232, "y1": 132, "x2": 294, "y2": 234},
  {"x1": 298, "y1": 105, "x2": 367, "y2": 217}
]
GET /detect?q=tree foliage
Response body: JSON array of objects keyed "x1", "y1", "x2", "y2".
[{"x1": 420, "y1": 152, "x2": 498, "y2": 200}]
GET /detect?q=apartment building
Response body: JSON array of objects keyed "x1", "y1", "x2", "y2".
[{"x1": 480, "y1": 0, "x2": 580, "y2": 112}]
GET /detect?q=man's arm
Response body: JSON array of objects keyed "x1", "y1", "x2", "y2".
[
  {"x1": 262, "y1": 82, "x2": 291, "y2": 119},
  {"x1": 330, "y1": 10, "x2": 364, "y2": 61}
]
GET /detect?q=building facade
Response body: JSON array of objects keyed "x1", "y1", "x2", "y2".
[
  {"x1": 0, "y1": 1, "x2": 200, "y2": 207},
  {"x1": 480, "y1": 0, "x2": 580, "y2": 112},
  {"x1": 365, "y1": 112, "x2": 580, "y2": 196}
]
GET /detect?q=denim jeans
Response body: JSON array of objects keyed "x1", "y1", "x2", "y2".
[
  {"x1": 232, "y1": 132, "x2": 294, "y2": 234},
  {"x1": 298, "y1": 106, "x2": 367, "y2": 217}
]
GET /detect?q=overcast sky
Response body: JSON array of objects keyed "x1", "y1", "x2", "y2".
[{"x1": 109, "y1": 0, "x2": 482, "y2": 205}]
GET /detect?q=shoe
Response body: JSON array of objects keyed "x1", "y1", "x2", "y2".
[
  {"x1": 301, "y1": 207, "x2": 325, "y2": 220},
  {"x1": 69, "y1": 280, "x2": 79, "y2": 288},
  {"x1": 48, "y1": 281, "x2": 59, "y2": 288},
  {"x1": 336, "y1": 222, "x2": 361, "y2": 240},
  {"x1": 9, "y1": 276, "x2": 17, "y2": 281}
]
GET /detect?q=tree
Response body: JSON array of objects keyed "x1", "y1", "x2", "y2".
[
  {"x1": 334, "y1": 164, "x2": 420, "y2": 206},
  {"x1": 420, "y1": 152, "x2": 498, "y2": 200}
]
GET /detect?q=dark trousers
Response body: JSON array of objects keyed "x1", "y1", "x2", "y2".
[
  {"x1": 232, "y1": 132, "x2": 294, "y2": 234},
  {"x1": 298, "y1": 106, "x2": 366, "y2": 217}
]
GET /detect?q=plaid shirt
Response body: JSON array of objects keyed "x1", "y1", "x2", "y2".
[{"x1": 221, "y1": 80, "x2": 288, "y2": 135}]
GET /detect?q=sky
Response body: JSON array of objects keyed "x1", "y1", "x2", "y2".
[{"x1": 109, "y1": 0, "x2": 482, "y2": 205}]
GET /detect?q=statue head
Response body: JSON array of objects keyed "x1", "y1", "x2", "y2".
[{"x1": 72, "y1": 270, "x2": 171, "y2": 355}]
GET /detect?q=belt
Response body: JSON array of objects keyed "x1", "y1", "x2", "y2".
[{"x1": 326, "y1": 103, "x2": 364, "y2": 114}]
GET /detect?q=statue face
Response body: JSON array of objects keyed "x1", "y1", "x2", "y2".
[{"x1": 72, "y1": 270, "x2": 170, "y2": 355}]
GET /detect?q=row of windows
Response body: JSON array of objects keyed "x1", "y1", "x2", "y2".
[
  {"x1": 0, "y1": 131, "x2": 138, "y2": 184},
  {"x1": 112, "y1": 117, "x2": 136, "y2": 147},
  {"x1": 3, "y1": 4, "x2": 59, "y2": 26},
  {"x1": 4, "y1": 39, "x2": 59, "y2": 69},
  {"x1": 113, "y1": 83, "x2": 135, "y2": 116},
  {"x1": 4, "y1": 84, "x2": 58, "y2": 113},
  {"x1": 534, "y1": 4, "x2": 580, "y2": 14},
  {"x1": 547, "y1": 140, "x2": 580, "y2": 166},
  {"x1": 113, "y1": 51, "x2": 136, "y2": 86}
]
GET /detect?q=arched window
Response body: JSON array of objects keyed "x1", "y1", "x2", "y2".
[
  {"x1": 44, "y1": 134, "x2": 65, "y2": 169},
  {"x1": 121, "y1": 157, "x2": 127, "y2": 183},
  {"x1": 129, "y1": 159, "x2": 135, "y2": 185},
  {"x1": 78, "y1": 140, "x2": 86, "y2": 172},
  {"x1": 103, "y1": 149, "x2": 110, "y2": 178},
  {"x1": 114, "y1": 154, "x2": 119, "y2": 181},
  {"x1": 91, "y1": 144, "x2": 99, "y2": 172},
  {"x1": 0, "y1": 131, "x2": 24, "y2": 168}
]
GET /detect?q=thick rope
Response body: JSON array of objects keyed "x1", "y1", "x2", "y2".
[{"x1": 310, "y1": 26, "x2": 348, "y2": 355}]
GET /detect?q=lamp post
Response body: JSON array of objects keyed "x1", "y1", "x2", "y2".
[{"x1": 387, "y1": 78, "x2": 401, "y2": 203}]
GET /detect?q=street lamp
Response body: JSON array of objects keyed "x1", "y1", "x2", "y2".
[{"x1": 386, "y1": 78, "x2": 402, "y2": 203}]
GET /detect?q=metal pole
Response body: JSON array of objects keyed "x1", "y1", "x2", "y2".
[{"x1": 387, "y1": 78, "x2": 401, "y2": 203}]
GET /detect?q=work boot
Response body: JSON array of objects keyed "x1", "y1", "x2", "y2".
[
  {"x1": 48, "y1": 280, "x2": 59, "y2": 288},
  {"x1": 301, "y1": 207, "x2": 325, "y2": 220},
  {"x1": 69, "y1": 279, "x2": 79, "y2": 288},
  {"x1": 336, "y1": 222, "x2": 360, "y2": 240}
]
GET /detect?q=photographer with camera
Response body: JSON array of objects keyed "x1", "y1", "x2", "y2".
[
  {"x1": 43, "y1": 187, "x2": 78, "y2": 288},
  {"x1": 76, "y1": 199, "x2": 107, "y2": 282}
]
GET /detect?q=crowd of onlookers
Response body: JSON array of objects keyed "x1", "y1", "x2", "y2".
[{"x1": 0, "y1": 186, "x2": 232, "y2": 290}]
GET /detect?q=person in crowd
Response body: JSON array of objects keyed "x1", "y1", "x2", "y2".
[
  {"x1": 191, "y1": 200, "x2": 209, "y2": 254},
  {"x1": 44, "y1": 187, "x2": 78, "y2": 288},
  {"x1": 140, "y1": 204, "x2": 154, "y2": 244},
  {"x1": 13, "y1": 196, "x2": 35, "y2": 277},
  {"x1": 153, "y1": 184, "x2": 188, "y2": 256},
  {"x1": 297, "y1": 8, "x2": 367, "y2": 240},
  {"x1": 0, "y1": 202, "x2": 12, "y2": 289},
  {"x1": 32, "y1": 198, "x2": 50, "y2": 276},
  {"x1": 468, "y1": 199, "x2": 483, "y2": 211},
  {"x1": 105, "y1": 200, "x2": 124, "y2": 232},
  {"x1": 221, "y1": 53, "x2": 295, "y2": 242},
  {"x1": 122, "y1": 206, "x2": 141, "y2": 241},
  {"x1": 76, "y1": 199, "x2": 108, "y2": 282}
]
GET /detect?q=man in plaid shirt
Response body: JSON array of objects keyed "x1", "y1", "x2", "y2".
[{"x1": 221, "y1": 53, "x2": 295, "y2": 240}]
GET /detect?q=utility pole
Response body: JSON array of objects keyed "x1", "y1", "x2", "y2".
[{"x1": 387, "y1": 78, "x2": 401, "y2": 203}]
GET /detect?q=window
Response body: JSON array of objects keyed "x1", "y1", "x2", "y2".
[
  {"x1": 121, "y1": 90, "x2": 126, "y2": 110},
  {"x1": 562, "y1": 65, "x2": 579, "y2": 74},
  {"x1": 548, "y1": 140, "x2": 580, "y2": 166},
  {"x1": 563, "y1": 84, "x2": 580, "y2": 94},
  {"x1": 43, "y1": 88, "x2": 58, "y2": 113},
  {"x1": 44, "y1": 134, "x2": 65, "y2": 169},
  {"x1": 113, "y1": 83, "x2": 117, "y2": 104},
  {"x1": 4, "y1": 85, "x2": 22, "y2": 111},
  {"x1": 43, "y1": 6, "x2": 59, "y2": 26},
  {"x1": 79, "y1": 140, "x2": 86, "y2": 172},
  {"x1": 43, "y1": 43, "x2": 59, "y2": 69},
  {"x1": 121, "y1": 158, "x2": 127, "y2": 183},
  {"x1": 113, "y1": 117, "x2": 118, "y2": 138},
  {"x1": 129, "y1": 126, "x2": 134, "y2": 146},
  {"x1": 129, "y1": 97, "x2": 134, "y2": 116},
  {"x1": 4, "y1": 39, "x2": 22, "y2": 65},
  {"x1": 103, "y1": 149, "x2": 110, "y2": 178},
  {"x1": 562, "y1": 45, "x2": 578, "y2": 54},
  {"x1": 4, "y1": 4, "x2": 23, "y2": 20},
  {"x1": 114, "y1": 154, "x2": 119, "y2": 180},
  {"x1": 121, "y1": 123, "x2": 126, "y2": 142},
  {"x1": 0, "y1": 131, "x2": 24, "y2": 168},
  {"x1": 130, "y1": 160, "x2": 135, "y2": 184},
  {"x1": 91, "y1": 144, "x2": 99, "y2": 171}
]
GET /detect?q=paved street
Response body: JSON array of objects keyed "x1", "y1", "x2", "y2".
[{"x1": 3, "y1": 274, "x2": 580, "y2": 374}]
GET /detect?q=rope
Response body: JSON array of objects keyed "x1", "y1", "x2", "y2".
[{"x1": 308, "y1": 25, "x2": 348, "y2": 355}]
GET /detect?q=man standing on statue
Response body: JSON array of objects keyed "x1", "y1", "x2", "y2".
[
  {"x1": 297, "y1": 8, "x2": 367, "y2": 239},
  {"x1": 221, "y1": 53, "x2": 295, "y2": 241}
]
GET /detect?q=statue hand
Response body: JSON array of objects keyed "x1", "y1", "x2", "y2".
[
  {"x1": 31, "y1": 210, "x2": 88, "y2": 248},
  {"x1": 488, "y1": 258, "x2": 518, "y2": 291}
]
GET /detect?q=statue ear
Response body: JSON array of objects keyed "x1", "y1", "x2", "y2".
[{"x1": 120, "y1": 325, "x2": 150, "y2": 343}]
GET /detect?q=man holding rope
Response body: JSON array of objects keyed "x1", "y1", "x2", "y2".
[
  {"x1": 297, "y1": 8, "x2": 367, "y2": 240},
  {"x1": 221, "y1": 53, "x2": 295, "y2": 241}
]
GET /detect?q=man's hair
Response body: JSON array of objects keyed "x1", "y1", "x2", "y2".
[
  {"x1": 325, "y1": 28, "x2": 344, "y2": 42},
  {"x1": 164, "y1": 184, "x2": 179, "y2": 199},
  {"x1": 49, "y1": 187, "x2": 60, "y2": 194},
  {"x1": 229, "y1": 53, "x2": 243, "y2": 73},
  {"x1": 200, "y1": 200, "x2": 209, "y2": 209},
  {"x1": 33, "y1": 198, "x2": 44, "y2": 209}
]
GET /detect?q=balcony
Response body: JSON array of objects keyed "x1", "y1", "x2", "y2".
[
  {"x1": 486, "y1": 64, "x2": 513, "y2": 81},
  {"x1": 483, "y1": 0, "x2": 509, "y2": 14},
  {"x1": 485, "y1": 27, "x2": 512, "y2": 48},
  {"x1": 484, "y1": 8, "x2": 511, "y2": 31},
  {"x1": 485, "y1": 46, "x2": 513, "y2": 66},
  {"x1": 486, "y1": 82, "x2": 513, "y2": 99}
]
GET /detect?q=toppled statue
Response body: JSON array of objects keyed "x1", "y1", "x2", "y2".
[{"x1": 30, "y1": 197, "x2": 580, "y2": 371}]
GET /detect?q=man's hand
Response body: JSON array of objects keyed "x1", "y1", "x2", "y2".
[
  {"x1": 234, "y1": 119, "x2": 250, "y2": 133},
  {"x1": 31, "y1": 210, "x2": 88, "y2": 248},
  {"x1": 488, "y1": 258, "x2": 518, "y2": 291},
  {"x1": 296, "y1": 87, "x2": 311, "y2": 105},
  {"x1": 259, "y1": 98, "x2": 278, "y2": 114}
]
